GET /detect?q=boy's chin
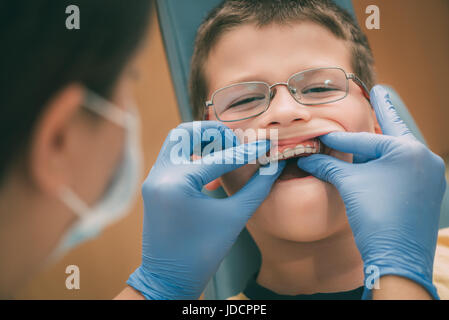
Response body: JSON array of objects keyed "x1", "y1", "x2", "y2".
[{"x1": 249, "y1": 179, "x2": 348, "y2": 243}]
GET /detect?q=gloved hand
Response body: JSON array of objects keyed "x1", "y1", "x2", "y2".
[
  {"x1": 297, "y1": 85, "x2": 446, "y2": 299},
  {"x1": 127, "y1": 121, "x2": 285, "y2": 299}
]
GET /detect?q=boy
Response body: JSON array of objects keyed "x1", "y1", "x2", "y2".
[{"x1": 189, "y1": 0, "x2": 448, "y2": 299}]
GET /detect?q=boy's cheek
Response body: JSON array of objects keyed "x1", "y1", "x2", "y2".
[
  {"x1": 325, "y1": 95, "x2": 374, "y2": 132},
  {"x1": 342, "y1": 99, "x2": 383, "y2": 134},
  {"x1": 371, "y1": 108, "x2": 383, "y2": 134},
  {"x1": 332, "y1": 105, "x2": 378, "y2": 134}
]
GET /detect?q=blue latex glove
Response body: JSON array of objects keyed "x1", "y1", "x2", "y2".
[
  {"x1": 297, "y1": 85, "x2": 446, "y2": 299},
  {"x1": 127, "y1": 121, "x2": 285, "y2": 299}
]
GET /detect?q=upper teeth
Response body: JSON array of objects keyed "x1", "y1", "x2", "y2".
[{"x1": 258, "y1": 142, "x2": 321, "y2": 165}]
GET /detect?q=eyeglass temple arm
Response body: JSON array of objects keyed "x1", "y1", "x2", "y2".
[
  {"x1": 348, "y1": 74, "x2": 371, "y2": 101},
  {"x1": 203, "y1": 101, "x2": 213, "y2": 120}
]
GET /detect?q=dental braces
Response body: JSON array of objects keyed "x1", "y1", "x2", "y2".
[{"x1": 258, "y1": 140, "x2": 321, "y2": 165}]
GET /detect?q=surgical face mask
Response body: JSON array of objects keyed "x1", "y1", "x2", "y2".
[{"x1": 49, "y1": 89, "x2": 143, "y2": 261}]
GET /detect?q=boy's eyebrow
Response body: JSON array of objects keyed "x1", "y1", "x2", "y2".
[
  {"x1": 216, "y1": 64, "x2": 342, "y2": 87},
  {"x1": 211, "y1": 75, "x2": 274, "y2": 94},
  {"x1": 223, "y1": 74, "x2": 270, "y2": 85}
]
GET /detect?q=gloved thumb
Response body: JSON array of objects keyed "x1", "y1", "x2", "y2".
[
  {"x1": 297, "y1": 154, "x2": 352, "y2": 186},
  {"x1": 228, "y1": 161, "x2": 286, "y2": 220}
]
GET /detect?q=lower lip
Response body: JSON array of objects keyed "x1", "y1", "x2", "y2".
[
  {"x1": 274, "y1": 153, "x2": 319, "y2": 182},
  {"x1": 269, "y1": 143, "x2": 332, "y2": 183},
  {"x1": 276, "y1": 175, "x2": 315, "y2": 183}
]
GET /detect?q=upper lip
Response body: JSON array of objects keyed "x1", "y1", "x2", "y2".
[{"x1": 275, "y1": 131, "x2": 334, "y2": 147}]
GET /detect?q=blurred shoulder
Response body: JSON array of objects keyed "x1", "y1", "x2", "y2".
[{"x1": 227, "y1": 292, "x2": 250, "y2": 300}]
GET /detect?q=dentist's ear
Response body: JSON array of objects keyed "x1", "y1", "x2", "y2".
[{"x1": 29, "y1": 84, "x2": 84, "y2": 196}]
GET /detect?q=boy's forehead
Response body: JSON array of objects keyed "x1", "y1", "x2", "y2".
[{"x1": 205, "y1": 21, "x2": 352, "y2": 92}]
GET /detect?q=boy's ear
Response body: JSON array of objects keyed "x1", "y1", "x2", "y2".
[
  {"x1": 205, "y1": 178, "x2": 221, "y2": 191},
  {"x1": 203, "y1": 108, "x2": 210, "y2": 120}
]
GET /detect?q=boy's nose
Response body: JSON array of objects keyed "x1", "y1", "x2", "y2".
[{"x1": 261, "y1": 86, "x2": 312, "y2": 128}]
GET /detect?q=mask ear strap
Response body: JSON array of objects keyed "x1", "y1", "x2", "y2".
[
  {"x1": 83, "y1": 88, "x2": 134, "y2": 128},
  {"x1": 58, "y1": 185, "x2": 89, "y2": 218}
]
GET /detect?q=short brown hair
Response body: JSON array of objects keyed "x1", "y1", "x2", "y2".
[{"x1": 189, "y1": 0, "x2": 375, "y2": 119}]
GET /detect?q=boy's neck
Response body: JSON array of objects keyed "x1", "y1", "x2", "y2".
[{"x1": 254, "y1": 226, "x2": 364, "y2": 296}]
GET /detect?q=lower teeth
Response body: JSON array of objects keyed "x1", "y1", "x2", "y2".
[{"x1": 258, "y1": 150, "x2": 317, "y2": 165}]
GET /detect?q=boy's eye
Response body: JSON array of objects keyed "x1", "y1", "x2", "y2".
[
  {"x1": 226, "y1": 95, "x2": 266, "y2": 110},
  {"x1": 301, "y1": 86, "x2": 340, "y2": 94}
]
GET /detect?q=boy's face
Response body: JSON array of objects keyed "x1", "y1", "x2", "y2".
[{"x1": 204, "y1": 22, "x2": 380, "y2": 242}]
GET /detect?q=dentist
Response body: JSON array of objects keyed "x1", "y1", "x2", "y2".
[{"x1": 0, "y1": 0, "x2": 282, "y2": 299}]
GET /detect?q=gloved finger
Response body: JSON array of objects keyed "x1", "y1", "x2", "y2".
[
  {"x1": 193, "y1": 121, "x2": 241, "y2": 156},
  {"x1": 158, "y1": 121, "x2": 239, "y2": 163},
  {"x1": 187, "y1": 140, "x2": 271, "y2": 189},
  {"x1": 297, "y1": 154, "x2": 352, "y2": 185},
  {"x1": 352, "y1": 153, "x2": 373, "y2": 164},
  {"x1": 370, "y1": 85, "x2": 416, "y2": 140},
  {"x1": 227, "y1": 160, "x2": 287, "y2": 219},
  {"x1": 320, "y1": 131, "x2": 394, "y2": 159}
]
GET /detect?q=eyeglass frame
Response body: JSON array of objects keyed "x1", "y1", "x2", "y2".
[{"x1": 204, "y1": 67, "x2": 371, "y2": 122}]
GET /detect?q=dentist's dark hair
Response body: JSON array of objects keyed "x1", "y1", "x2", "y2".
[{"x1": 0, "y1": 0, "x2": 153, "y2": 183}]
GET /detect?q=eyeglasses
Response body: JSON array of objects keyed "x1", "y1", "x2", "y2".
[{"x1": 205, "y1": 67, "x2": 370, "y2": 122}]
